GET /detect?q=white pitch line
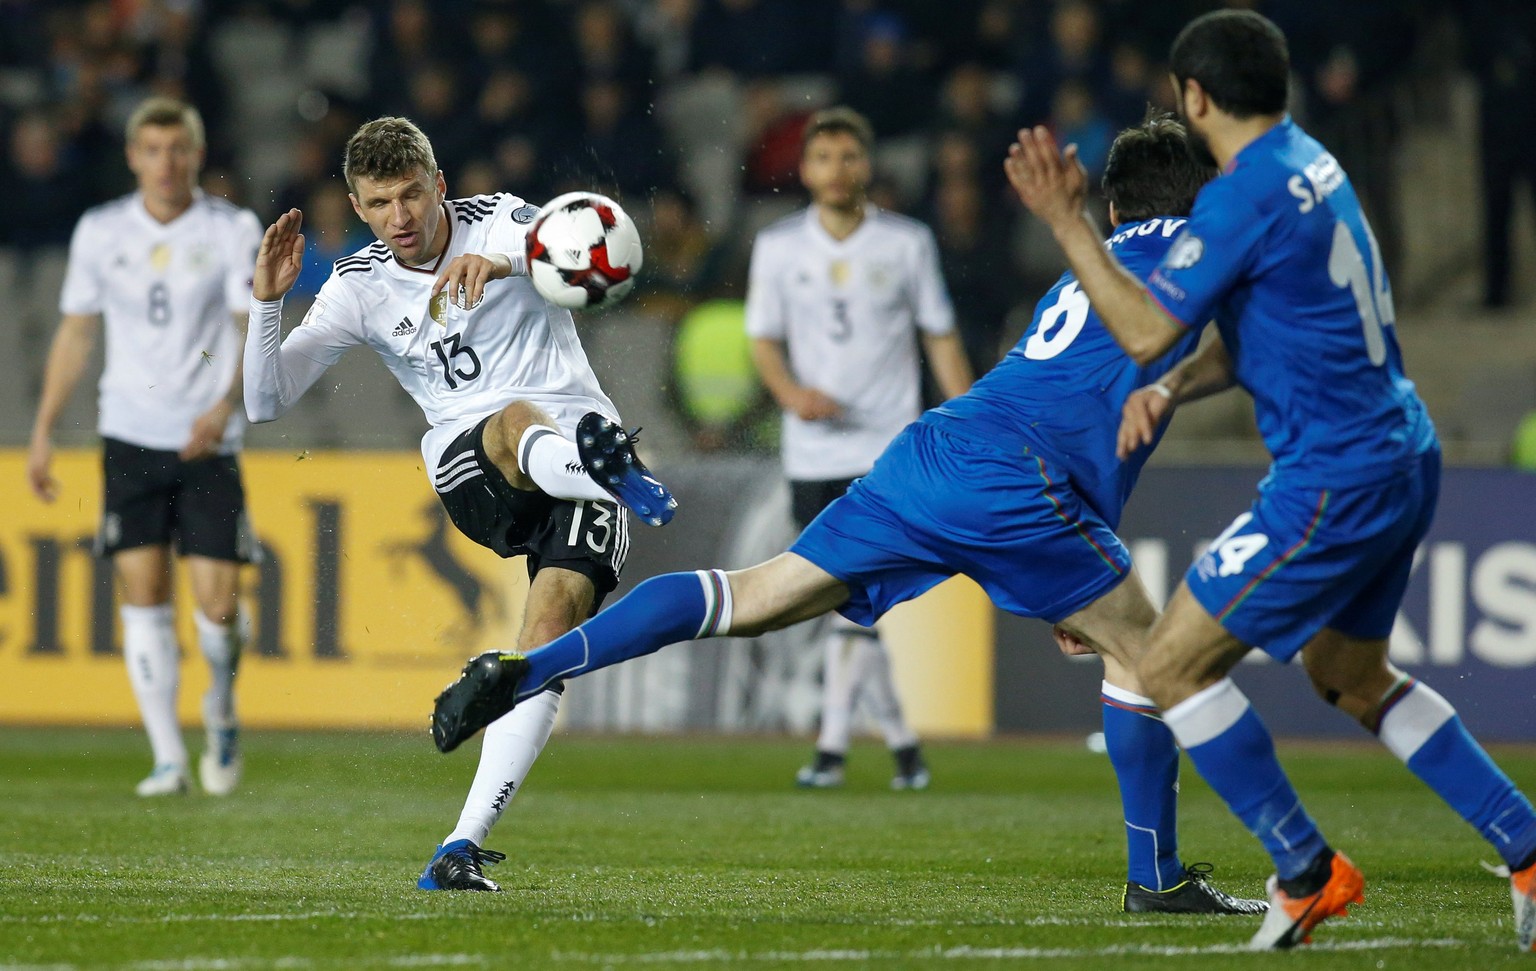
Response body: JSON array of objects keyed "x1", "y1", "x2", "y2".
[
  {"x1": 547, "y1": 937, "x2": 1470, "y2": 963},
  {"x1": 0, "y1": 911, "x2": 453, "y2": 926}
]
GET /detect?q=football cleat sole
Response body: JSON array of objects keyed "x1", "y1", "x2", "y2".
[{"x1": 431, "y1": 651, "x2": 531, "y2": 753}]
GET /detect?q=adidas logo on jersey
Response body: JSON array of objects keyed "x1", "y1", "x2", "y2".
[{"x1": 391, "y1": 317, "x2": 416, "y2": 337}]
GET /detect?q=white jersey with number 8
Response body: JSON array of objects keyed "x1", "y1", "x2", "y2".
[{"x1": 60, "y1": 190, "x2": 262, "y2": 452}]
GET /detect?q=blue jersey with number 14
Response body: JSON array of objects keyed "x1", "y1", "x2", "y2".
[
  {"x1": 931, "y1": 218, "x2": 1204, "y2": 529},
  {"x1": 1146, "y1": 117, "x2": 1436, "y2": 489}
]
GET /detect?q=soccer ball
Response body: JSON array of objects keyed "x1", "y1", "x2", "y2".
[{"x1": 525, "y1": 191, "x2": 643, "y2": 311}]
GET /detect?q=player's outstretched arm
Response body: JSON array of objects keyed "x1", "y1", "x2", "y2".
[
  {"x1": 1115, "y1": 332, "x2": 1235, "y2": 461},
  {"x1": 27, "y1": 313, "x2": 100, "y2": 502},
  {"x1": 1005, "y1": 127, "x2": 1185, "y2": 366}
]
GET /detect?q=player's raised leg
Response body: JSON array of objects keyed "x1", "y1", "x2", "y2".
[
  {"x1": 1139, "y1": 585, "x2": 1359, "y2": 949},
  {"x1": 1057, "y1": 571, "x2": 1265, "y2": 916},
  {"x1": 116, "y1": 546, "x2": 189, "y2": 796},
  {"x1": 186, "y1": 555, "x2": 244, "y2": 796},
  {"x1": 432, "y1": 553, "x2": 848, "y2": 753},
  {"x1": 482, "y1": 402, "x2": 675, "y2": 527}
]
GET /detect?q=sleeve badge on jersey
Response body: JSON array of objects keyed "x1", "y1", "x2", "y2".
[
  {"x1": 301, "y1": 297, "x2": 328, "y2": 327},
  {"x1": 511, "y1": 204, "x2": 539, "y2": 224},
  {"x1": 1164, "y1": 233, "x2": 1205, "y2": 270}
]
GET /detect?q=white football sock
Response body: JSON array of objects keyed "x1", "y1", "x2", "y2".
[
  {"x1": 517, "y1": 425, "x2": 612, "y2": 503},
  {"x1": 194, "y1": 607, "x2": 242, "y2": 728},
  {"x1": 121, "y1": 604, "x2": 186, "y2": 769},
  {"x1": 849, "y1": 632, "x2": 918, "y2": 751},
  {"x1": 444, "y1": 688, "x2": 561, "y2": 847},
  {"x1": 815, "y1": 628, "x2": 860, "y2": 755}
]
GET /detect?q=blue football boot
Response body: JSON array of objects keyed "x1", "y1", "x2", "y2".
[{"x1": 575, "y1": 412, "x2": 677, "y2": 527}]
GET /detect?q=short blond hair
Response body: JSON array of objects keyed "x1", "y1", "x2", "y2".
[
  {"x1": 125, "y1": 96, "x2": 205, "y2": 150},
  {"x1": 343, "y1": 116, "x2": 438, "y2": 193}
]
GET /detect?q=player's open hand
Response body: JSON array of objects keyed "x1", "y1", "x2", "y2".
[
  {"x1": 789, "y1": 386, "x2": 844, "y2": 422},
  {"x1": 181, "y1": 403, "x2": 229, "y2": 461},
  {"x1": 27, "y1": 435, "x2": 58, "y2": 503},
  {"x1": 253, "y1": 209, "x2": 305, "y2": 302},
  {"x1": 1117, "y1": 383, "x2": 1174, "y2": 461},
  {"x1": 432, "y1": 253, "x2": 512, "y2": 312},
  {"x1": 1004, "y1": 126, "x2": 1088, "y2": 229}
]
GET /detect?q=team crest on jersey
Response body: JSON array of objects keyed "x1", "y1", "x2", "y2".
[
  {"x1": 511, "y1": 204, "x2": 539, "y2": 224},
  {"x1": 1165, "y1": 233, "x2": 1205, "y2": 270},
  {"x1": 828, "y1": 260, "x2": 850, "y2": 286},
  {"x1": 150, "y1": 243, "x2": 172, "y2": 271}
]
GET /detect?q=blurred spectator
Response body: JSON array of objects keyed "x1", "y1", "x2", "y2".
[
  {"x1": 493, "y1": 133, "x2": 554, "y2": 206},
  {"x1": 547, "y1": 77, "x2": 671, "y2": 199},
  {"x1": 367, "y1": 0, "x2": 447, "y2": 114},
  {"x1": 689, "y1": 0, "x2": 830, "y2": 77},
  {"x1": 291, "y1": 182, "x2": 366, "y2": 300},
  {"x1": 1463, "y1": 0, "x2": 1536, "y2": 308},
  {"x1": 1102, "y1": 43, "x2": 1156, "y2": 129},
  {"x1": 1278, "y1": 0, "x2": 1418, "y2": 278},
  {"x1": 1049, "y1": 80, "x2": 1114, "y2": 181},
  {"x1": 837, "y1": 12, "x2": 931, "y2": 140},
  {"x1": 403, "y1": 62, "x2": 479, "y2": 179},
  {"x1": 2, "y1": 112, "x2": 85, "y2": 251},
  {"x1": 572, "y1": 1, "x2": 649, "y2": 88},
  {"x1": 636, "y1": 186, "x2": 726, "y2": 319},
  {"x1": 1018, "y1": 0, "x2": 1108, "y2": 127},
  {"x1": 740, "y1": 83, "x2": 811, "y2": 197},
  {"x1": 455, "y1": 157, "x2": 502, "y2": 199},
  {"x1": 929, "y1": 176, "x2": 1014, "y2": 378},
  {"x1": 272, "y1": 131, "x2": 335, "y2": 217}
]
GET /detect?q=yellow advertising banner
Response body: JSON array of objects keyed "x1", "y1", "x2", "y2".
[
  {"x1": 0, "y1": 450, "x2": 993, "y2": 737},
  {"x1": 0, "y1": 449, "x2": 525, "y2": 730}
]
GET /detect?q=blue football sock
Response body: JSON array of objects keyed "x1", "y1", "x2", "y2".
[
  {"x1": 1375, "y1": 678, "x2": 1536, "y2": 870},
  {"x1": 1101, "y1": 682, "x2": 1184, "y2": 890},
  {"x1": 517, "y1": 570, "x2": 733, "y2": 701},
  {"x1": 1164, "y1": 678, "x2": 1329, "y2": 880}
]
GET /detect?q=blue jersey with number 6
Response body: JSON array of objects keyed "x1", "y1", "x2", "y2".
[
  {"x1": 931, "y1": 218, "x2": 1204, "y2": 528},
  {"x1": 1145, "y1": 117, "x2": 1436, "y2": 488}
]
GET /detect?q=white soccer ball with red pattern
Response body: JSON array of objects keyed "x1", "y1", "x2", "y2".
[{"x1": 525, "y1": 191, "x2": 643, "y2": 311}]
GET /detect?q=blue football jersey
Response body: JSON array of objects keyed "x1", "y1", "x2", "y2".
[
  {"x1": 929, "y1": 217, "x2": 1204, "y2": 528},
  {"x1": 1145, "y1": 117, "x2": 1436, "y2": 489}
]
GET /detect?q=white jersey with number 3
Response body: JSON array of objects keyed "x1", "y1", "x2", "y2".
[
  {"x1": 744, "y1": 206, "x2": 954, "y2": 480},
  {"x1": 60, "y1": 191, "x2": 262, "y2": 452},
  {"x1": 259, "y1": 193, "x2": 617, "y2": 469}
]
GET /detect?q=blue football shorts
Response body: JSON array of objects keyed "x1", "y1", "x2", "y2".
[
  {"x1": 1186, "y1": 446, "x2": 1441, "y2": 662},
  {"x1": 788, "y1": 419, "x2": 1133, "y2": 627}
]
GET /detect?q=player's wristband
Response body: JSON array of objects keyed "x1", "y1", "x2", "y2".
[{"x1": 1148, "y1": 382, "x2": 1174, "y2": 401}]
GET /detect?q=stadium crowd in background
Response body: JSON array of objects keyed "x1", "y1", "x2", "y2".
[{"x1": 0, "y1": 0, "x2": 1524, "y2": 443}]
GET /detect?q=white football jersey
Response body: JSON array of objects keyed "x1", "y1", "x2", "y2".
[
  {"x1": 259, "y1": 193, "x2": 618, "y2": 470},
  {"x1": 60, "y1": 191, "x2": 262, "y2": 452},
  {"x1": 744, "y1": 205, "x2": 955, "y2": 480}
]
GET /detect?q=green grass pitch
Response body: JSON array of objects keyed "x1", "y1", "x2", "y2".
[{"x1": 2, "y1": 727, "x2": 1532, "y2": 969}]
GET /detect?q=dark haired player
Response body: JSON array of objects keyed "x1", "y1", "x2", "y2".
[
  {"x1": 433, "y1": 115, "x2": 1267, "y2": 915},
  {"x1": 1008, "y1": 8, "x2": 1536, "y2": 951}
]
